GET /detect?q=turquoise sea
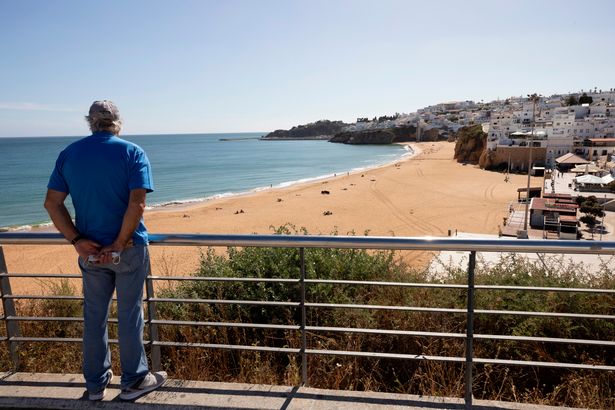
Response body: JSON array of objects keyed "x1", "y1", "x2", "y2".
[{"x1": 0, "y1": 133, "x2": 410, "y2": 229}]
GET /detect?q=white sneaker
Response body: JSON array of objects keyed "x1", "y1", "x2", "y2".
[
  {"x1": 119, "y1": 371, "x2": 167, "y2": 401},
  {"x1": 88, "y1": 369, "x2": 113, "y2": 401}
]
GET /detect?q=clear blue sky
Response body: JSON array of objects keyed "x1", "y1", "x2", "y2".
[{"x1": 1, "y1": 0, "x2": 614, "y2": 137}]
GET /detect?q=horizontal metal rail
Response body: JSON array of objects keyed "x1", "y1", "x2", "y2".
[
  {"x1": 474, "y1": 357, "x2": 615, "y2": 372},
  {"x1": 474, "y1": 333, "x2": 615, "y2": 346},
  {"x1": 154, "y1": 340, "x2": 301, "y2": 354},
  {"x1": 150, "y1": 297, "x2": 300, "y2": 307},
  {"x1": 10, "y1": 336, "x2": 118, "y2": 344},
  {"x1": 475, "y1": 309, "x2": 613, "y2": 320},
  {"x1": 152, "y1": 319, "x2": 300, "y2": 331},
  {"x1": 306, "y1": 349, "x2": 615, "y2": 371},
  {"x1": 5, "y1": 272, "x2": 613, "y2": 294},
  {"x1": 304, "y1": 279, "x2": 467, "y2": 289},
  {"x1": 307, "y1": 302, "x2": 466, "y2": 314},
  {"x1": 5, "y1": 316, "x2": 118, "y2": 324},
  {"x1": 475, "y1": 284, "x2": 615, "y2": 294},
  {"x1": 9, "y1": 295, "x2": 610, "y2": 320},
  {"x1": 4, "y1": 295, "x2": 137, "y2": 302},
  {"x1": 148, "y1": 275, "x2": 299, "y2": 284},
  {"x1": 0, "y1": 273, "x2": 82, "y2": 279},
  {"x1": 307, "y1": 302, "x2": 614, "y2": 320},
  {"x1": 305, "y1": 326, "x2": 615, "y2": 346},
  {"x1": 2, "y1": 232, "x2": 615, "y2": 254},
  {"x1": 10, "y1": 316, "x2": 613, "y2": 347},
  {"x1": 6, "y1": 295, "x2": 84, "y2": 301}
]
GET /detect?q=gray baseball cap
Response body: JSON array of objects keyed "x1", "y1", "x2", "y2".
[{"x1": 87, "y1": 100, "x2": 120, "y2": 121}]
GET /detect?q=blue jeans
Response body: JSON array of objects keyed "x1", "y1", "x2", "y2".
[{"x1": 79, "y1": 245, "x2": 150, "y2": 392}]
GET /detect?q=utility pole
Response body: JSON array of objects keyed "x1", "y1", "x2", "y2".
[{"x1": 522, "y1": 93, "x2": 540, "y2": 234}]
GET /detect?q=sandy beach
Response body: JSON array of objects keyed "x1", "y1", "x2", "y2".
[{"x1": 2, "y1": 141, "x2": 539, "y2": 294}]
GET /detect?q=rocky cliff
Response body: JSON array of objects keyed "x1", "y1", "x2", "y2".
[
  {"x1": 453, "y1": 125, "x2": 486, "y2": 164},
  {"x1": 261, "y1": 120, "x2": 349, "y2": 140},
  {"x1": 330, "y1": 129, "x2": 397, "y2": 144},
  {"x1": 330, "y1": 125, "x2": 421, "y2": 144}
]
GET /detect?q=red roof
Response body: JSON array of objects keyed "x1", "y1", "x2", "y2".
[{"x1": 530, "y1": 198, "x2": 578, "y2": 213}]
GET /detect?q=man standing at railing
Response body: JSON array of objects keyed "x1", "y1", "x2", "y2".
[{"x1": 43, "y1": 100, "x2": 166, "y2": 401}]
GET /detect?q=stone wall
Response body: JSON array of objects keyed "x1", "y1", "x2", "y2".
[{"x1": 481, "y1": 146, "x2": 547, "y2": 172}]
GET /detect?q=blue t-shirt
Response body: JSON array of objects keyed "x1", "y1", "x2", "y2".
[{"x1": 47, "y1": 132, "x2": 154, "y2": 246}]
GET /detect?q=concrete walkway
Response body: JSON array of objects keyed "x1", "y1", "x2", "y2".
[
  {"x1": 428, "y1": 231, "x2": 615, "y2": 278},
  {"x1": 0, "y1": 372, "x2": 579, "y2": 410}
]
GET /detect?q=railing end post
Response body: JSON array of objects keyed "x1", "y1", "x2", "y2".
[
  {"x1": 299, "y1": 247, "x2": 308, "y2": 387},
  {"x1": 465, "y1": 250, "x2": 476, "y2": 409},
  {"x1": 0, "y1": 246, "x2": 21, "y2": 371}
]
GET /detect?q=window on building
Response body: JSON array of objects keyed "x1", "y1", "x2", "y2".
[
  {"x1": 594, "y1": 150, "x2": 598, "y2": 155},
  {"x1": 603, "y1": 150, "x2": 608, "y2": 155}
]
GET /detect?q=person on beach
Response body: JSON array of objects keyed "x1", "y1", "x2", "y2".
[{"x1": 44, "y1": 100, "x2": 166, "y2": 401}]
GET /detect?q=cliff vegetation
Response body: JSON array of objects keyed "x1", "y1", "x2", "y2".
[{"x1": 261, "y1": 120, "x2": 349, "y2": 140}]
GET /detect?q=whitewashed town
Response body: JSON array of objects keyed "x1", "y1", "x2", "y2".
[{"x1": 344, "y1": 88, "x2": 615, "y2": 240}]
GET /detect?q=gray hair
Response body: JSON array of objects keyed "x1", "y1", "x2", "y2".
[
  {"x1": 85, "y1": 116, "x2": 123, "y2": 135},
  {"x1": 85, "y1": 100, "x2": 123, "y2": 135}
]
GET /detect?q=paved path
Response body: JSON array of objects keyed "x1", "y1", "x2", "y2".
[
  {"x1": 0, "y1": 372, "x2": 578, "y2": 409},
  {"x1": 428, "y1": 232, "x2": 615, "y2": 277}
]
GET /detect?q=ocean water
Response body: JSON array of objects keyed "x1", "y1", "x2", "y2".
[{"x1": 0, "y1": 133, "x2": 410, "y2": 229}]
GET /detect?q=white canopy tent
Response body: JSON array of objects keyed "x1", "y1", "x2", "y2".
[
  {"x1": 602, "y1": 174, "x2": 615, "y2": 184},
  {"x1": 575, "y1": 174, "x2": 604, "y2": 185}
]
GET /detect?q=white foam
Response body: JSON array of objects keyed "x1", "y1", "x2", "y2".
[{"x1": 0, "y1": 221, "x2": 55, "y2": 232}]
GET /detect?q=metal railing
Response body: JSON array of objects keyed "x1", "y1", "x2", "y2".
[{"x1": 1, "y1": 232, "x2": 615, "y2": 409}]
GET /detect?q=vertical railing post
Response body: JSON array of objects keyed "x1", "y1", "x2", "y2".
[
  {"x1": 299, "y1": 247, "x2": 308, "y2": 386},
  {"x1": 145, "y1": 262, "x2": 161, "y2": 371},
  {"x1": 465, "y1": 251, "x2": 476, "y2": 409},
  {"x1": 0, "y1": 246, "x2": 20, "y2": 370}
]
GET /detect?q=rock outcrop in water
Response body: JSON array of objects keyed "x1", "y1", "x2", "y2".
[{"x1": 261, "y1": 120, "x2": 349, "y2": 140}]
